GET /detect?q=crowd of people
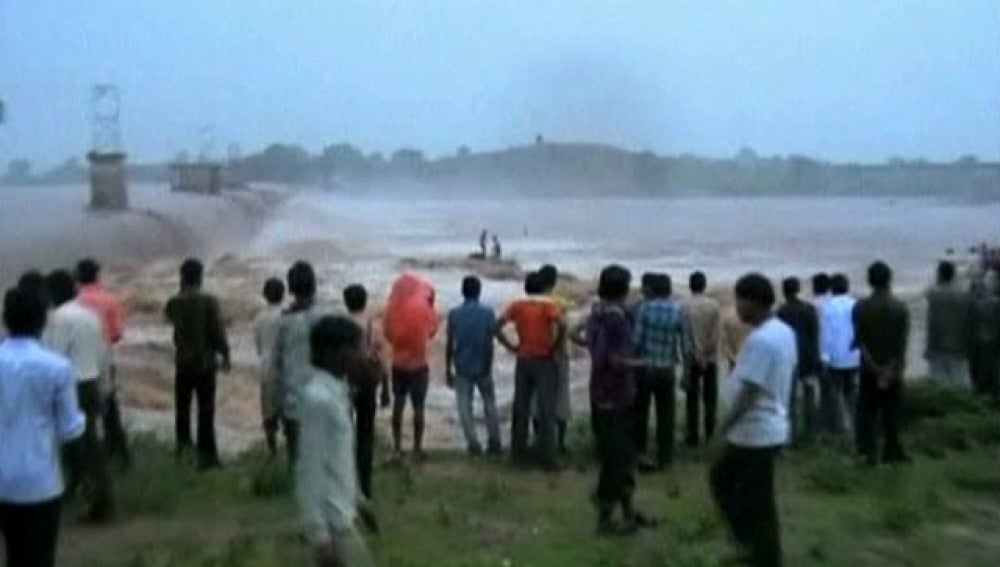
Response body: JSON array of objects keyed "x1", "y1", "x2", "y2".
[{"x1": 1, "y1": 251, "x2": 998, "y2": 567}]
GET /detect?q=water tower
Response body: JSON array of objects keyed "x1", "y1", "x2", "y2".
[{"x1": 87, "y1": 84, "x2": 128, "y2": 210}]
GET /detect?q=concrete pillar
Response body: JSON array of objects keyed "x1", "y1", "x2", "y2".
[{"x1": 88, "y1": 151, "x2": 128, "y2": 210}]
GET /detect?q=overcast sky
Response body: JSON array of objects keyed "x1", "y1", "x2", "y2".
[{"x1": 2, "y1": 1, "x2": 998, "y2": 168}]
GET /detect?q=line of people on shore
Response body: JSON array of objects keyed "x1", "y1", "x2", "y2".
[{"x1": 2, "y1": 252, "x2": 998, "y2": 567}]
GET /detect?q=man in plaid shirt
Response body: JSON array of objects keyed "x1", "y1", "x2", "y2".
[{"x1": 633, "y1": 274, "x2": 683, "y2": 470}]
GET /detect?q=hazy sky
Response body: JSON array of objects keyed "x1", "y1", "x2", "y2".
[{"x1": 2, "y1": 1, "x2": 998, "y2": 168}]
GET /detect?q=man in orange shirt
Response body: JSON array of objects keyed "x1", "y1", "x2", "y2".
[
  {"x1": 495, "y1": 271, "x2": 566, "y2": 469},
  {"x1": 383, "y1": 273, "x2": 438, "y2": 460},
  {"x1": 75, "y1": 258, "x2": 131, "y2": 470}
]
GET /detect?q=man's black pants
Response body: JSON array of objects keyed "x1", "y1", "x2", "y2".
[
  {"x1": 593, "y1": 407, "x2": 637, "y2": 507},
  {"x1": 710, "y1": 444, "x2": 782, "y2": 567},
  {"x1": 855, "y1": 369, "x2": 904, "y2": 462},
  {"x1": 103, "y1": 365, "x2": 131, "y2": 470},
  {"x1": 175, "y1": 364, "x2": 220, "y2": 467},
  {"x1": 352, "y1": 384, "x2": 377, "y2": 500},
  {"x1": 633, "y1": 367, "x2": 676, "y2": 466},
  {"x1": 788, "y1": 375, "x2": 818, "y2": 445},
  {"x1": 685, "y1": 361, "x2": 718, "y2": 444},
  {"x1": 969, "y1": 342, "x2": 1000, "y2": 403},
  {"x1": 64, "y1": 381, "x2": 113, "y2": 520},
  {"x1": 0, "y1": 498, "x2": 61, "y2": 567},
  {"x1": 511, "y1": 357, "x2": 558, "y2": 467}
]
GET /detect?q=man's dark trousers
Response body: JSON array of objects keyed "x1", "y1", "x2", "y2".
[
  {"x1": 710, "y1": 445, "x2": 782, "y2": 567},
  {"x1": 633, "y1": 367, "x2": 676, "y2": 466},
  {"x1": 511, "y1": 357, "x2": 558, "y2": 467},
  {"x1": 0, "y1": 498, "x2": 61, "y2": 567},
  {"x1": 685, "y1": 361, "x2": 718, "y2": 444},
  {"x1": 64, "y1": 380, "x2": 113, "y2": 520},
  {"x1": 855, "y1": 368, "x2": 904, "y2": 462},
  {"x1": 352, "y1": 383, "x2": 377, "y2": 499},
  {"x1": 175, "y1": 363, "x2": 220, "y2": 468}
]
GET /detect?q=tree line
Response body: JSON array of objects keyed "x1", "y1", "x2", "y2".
[{"x1": 3, "y1": 142, "x2": 997, "y2": 199}]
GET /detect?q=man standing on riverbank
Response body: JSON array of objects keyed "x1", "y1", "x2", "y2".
[
  {"x1": 853, "y1": 261, "x2": 910, "y2": 466},
  {"x1": 968, "y1": 277, "x2": 1000, "y2": 403},
  {"x1": 274, "y1": 262, "x2": 333, "y2": 468},
  {"x1": 538, "y1": 264, "x2": 572, "y2": 454},
  {"x1": 254, "y1": 278, "x2": 285, "y2": 457},
  {"x1": 1, "y1": 287, "x2": 85, "y2": 567},
  {"x1": 447, "y1": 276, "x2": 502, "y2": 456},
  {"x1": 496, "y1": 271, "x2": 565, "y2": 468},
  {"x1": 76, "y1": 258, "x2": 131, "y2": 470},
  {"x1": 384, "y1": 272, "x2": 438, "y2": 460},
  {"x1": 577, "y1": 265, "x2": 653, "y2": 534},
  {"x1": 165, "y1": 259, "x2": 230, "y2": 471},
  {"x1": 681, "y1": 271, "x2": 721, "y2": 446},
  {"x1": 925, "y1": 261, "x2": 972, "y2": 387},
  {"x1": 44, "y1": 270, "x2": 114, "y2": 521},
  {"x1": 344, "y1": 283, "x2": 389, "y2": 499},
  {"x1": 820, "y1": 274, "x2": 859, "y2": 435},
  {"x1": 711, "y1": 274, "x2": 796, "y2": 567},
  {"x1": 777, "y1": 277, "x2": 821, "y2": 445},
  {"x1": 632, "y1": 274, "x2": 683, "y2": 470}
]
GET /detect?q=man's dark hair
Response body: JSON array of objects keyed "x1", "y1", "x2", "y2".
[
  {"x1": 811, "y1": 273, "x2": 831, "y2": 296},
  {"x1": 641, "y1": 273, "x2": 656, "y2": 291},
  {"x1": 18, "y1": 270, "x2": 49, "y2": 309},
  {"x1": 18, "y1": 270, "x2": 44, "y2": 294},
  {"x1": 46, "y1": 270, "x2": 77, "y2": 308},
  {"x1": 598, "y1": 265, "x2": 632, "y2": 301},
  {"x1": 525, "y1": 271, "x2": 546, "y2": 295},
  {"x1": 3, "y1": 287, "x2": 47, "y2": 337},
  {"x1": 538, "y1": 265, "x2": 558, "y2": 291},
  {"x1": 461, "y1": 276, "x2": 482, "y2": 300},
  {"x1": 180, "y1": 258, "x2": 203, "y2": 288},
  {"x1": 937, "y1": 261, "x2": 956, "y2": 284},
  {"x1": 76, "y1": 258, "x2": 101, "y2": 285},
  {"x1": 287, "y1": 261, "x2": 317, "y2": 299},
  {"x1": 735, "y1": 273, "x2": 776, "y2": 309},
  {"x1": 868, "y1": 261, "x2": 893, "y2": 291},
  {"x1": 689, "y1": 271, "x2": 707, "y2": 294},
  {"x1": 830, "y1": 273, "x2": 850, "y2": 295},
  {"x1": 343, "y1": 284, "x2": 368, "y2": 313},
  {"x1": 309, "y1": 315, "x2": 362, "y2": 368},
  {"x1": 651, "y1": 274, "x2": 672, "y2": 298},
  {"x1": 782, "y1": 277, "x2": 800, "y2": 300},
  {"x1": 263, "y1": 278, "x2": 285, "y2": 305}
]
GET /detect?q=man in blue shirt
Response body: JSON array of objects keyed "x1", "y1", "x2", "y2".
[
  {"x1": 446, "y1": 276, "x2": 502, "y2": 456},
  {"x1": 633, "y1": 274, "x2": 683, "y2": 470},
  {"x1": 1, "y1": 287, "x2": 85, "y2": 567}
]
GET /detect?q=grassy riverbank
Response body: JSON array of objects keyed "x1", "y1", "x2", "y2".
[{"x1": 58, "y1": 383, "x2": 999, "y2": 566}]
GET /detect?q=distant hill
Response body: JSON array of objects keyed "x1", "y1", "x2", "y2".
[{"x1": 5, "y1": 141, "x2": 998, "y2": 199}]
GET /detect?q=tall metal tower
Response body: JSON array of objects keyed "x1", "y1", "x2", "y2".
[
  {"x1": 91, "y1": 84, "x2": 122, "y2": 152},
  {"x1": 88, "y1": 84, "x2": 128, "y2": 209}
]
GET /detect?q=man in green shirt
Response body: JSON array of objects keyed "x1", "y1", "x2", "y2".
[{"x1": 164, "y1": 258, "x2": 230, "y2": 471}]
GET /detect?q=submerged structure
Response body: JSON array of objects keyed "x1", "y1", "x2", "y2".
[
  {"x1": 88, "y1": 151, "x2": 128, "y2": 209},
  {"x1": 169, "y1": 162, "x2": 223, "y2": 195}
]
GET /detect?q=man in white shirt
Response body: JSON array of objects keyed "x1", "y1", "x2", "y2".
[
  {"x1": 44, "y1": 269, "x2": 114, "y2": 522},
  {"x1": 297, "y1": 315, "x2": 375, "y2": 567},
  {"x1": 254, "y1": 278, "x2": 285, "y2": 457},
  {"x1": 710, "y1": 274, "x2": 796, "y2": 567},
  {"x1": 819, "y1": 274, "x2": 859, "y2": 435}
]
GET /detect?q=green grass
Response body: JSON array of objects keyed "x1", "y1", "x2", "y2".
[{"x1": 58, "y1": 384, "x2": 1000, "y2": 566}]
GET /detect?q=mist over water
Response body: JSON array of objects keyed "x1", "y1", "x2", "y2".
[{"x1": 259, "y1": 191, "x2": 998, "y2": 293}]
